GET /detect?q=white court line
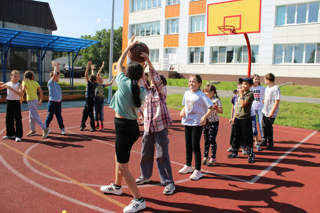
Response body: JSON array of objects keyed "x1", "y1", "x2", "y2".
[{"x1": 250, "y1": 131, "x2": 318, "y2": 184}]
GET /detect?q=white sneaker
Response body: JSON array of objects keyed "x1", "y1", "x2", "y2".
[
  {"x1": 179, "y1": 165, "x2": 193, "y2": 174},
  {"x1": 42, "y1": 128, "x2": 51, "y2": 138},
  {"x1": 163, "y1": 183, "x2": 176, "y2": 195},
  {"x1": 15, "y1": 137, "x2": 21, "y2": 142},
  {"x1": 189, "y1": 170, "x2": 203, "y2": 180},
  {"x1": 2, "y1": 136, "x2": 15, "y2": 139},
  {"x1": 100, "y1": 183, "x2": 122, "y2": 195},
  {"x1": 123, "y1": 198, "x2": 146, "y2": 213},
  {"x1": 61, "y1": 129, "x2": 66, "y2": 135}
]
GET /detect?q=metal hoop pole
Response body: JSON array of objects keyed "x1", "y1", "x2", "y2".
[{"x1": 244, "y1": 33, "x2": 251, "y2": 77}]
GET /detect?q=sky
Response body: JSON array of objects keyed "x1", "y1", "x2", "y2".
[{"x1": 37, "y1": 0, "x2": 124, "y2": 38}]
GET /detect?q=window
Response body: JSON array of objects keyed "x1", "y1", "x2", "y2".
[
  {"x1": 131, "y1": 0, "x2": 161, "y2": 12},
  {"x1": 189, "y1": 47, "x2": 204, "y2": 63},
  {"x1": 274, "y1": 43, "x2": 320, "y2": 64},
  {"x1": 211, "y1": 45, "x2": 259, "y2": 64},
  {"x1": 150, "y1": 49, "x2": 159, "y2": 63},
  {"x1": 276, "y1": 2, "x2": 320, "y2": 26},
  {"x1": 166, "y1": 18, "x2": 179, "y2": 34},
  {"x1": 130, "y1": 21, "x2": 160, "y2": 37},
  {"x1": 190, "y1": 0, "x2": 201, "y2": 2},
  {"x1": 190, "y1": 15, "x2": 205, "y2": 32},
  {"x1": 167, "y1": 0, "x2": 180, "y2": 6}
]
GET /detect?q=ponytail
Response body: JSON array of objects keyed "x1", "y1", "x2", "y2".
[
  {"x1": 131, "y1": 80, "x2": 141, "y2": 107},
  {"x1": 126, "y1": 62, "x2": 144, "y2": 108}
]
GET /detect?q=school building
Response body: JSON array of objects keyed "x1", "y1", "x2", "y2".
[{"x1": 122, "y1": 0, "x2": 320, "y2": 86}]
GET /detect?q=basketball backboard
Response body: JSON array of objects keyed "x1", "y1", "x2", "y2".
[{"x1": 207, "y1": 0, "x2": 261, "y2": 36}]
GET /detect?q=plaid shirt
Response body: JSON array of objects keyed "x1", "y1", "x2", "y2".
[{"x1": 143, "y1": 69, "x2": 172, "y2": 133}]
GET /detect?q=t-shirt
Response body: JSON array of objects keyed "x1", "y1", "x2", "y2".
[
  {"x1": 47, "y1": 79, "x2": 62, "y2": 101},
  {"x1": 95, "y1": 84, "x2": 105, "y2": 99},
  {"x1": 109, "y1": 72, "x2": 146, "y2": 120},
  {"x1": 262, "y1": 85, "x2": 281, "y2": 118},
  {"x1": 250, "y1": 85, "x2": 265, "y2": 110},
  {"x1": 22, "y1": 80, "x2": 39, "y2": 102},
  {"x1": 6, "y1": 81, "x2": 20, "y2": 101},
  {"x1": 181, "y1": 90, "x2": 213, "y2": 126},
  {"x1": 207, "y1": 97, "x2": 222, "y2": 123},
  {"x1": 85, "y1": 81, "x2": 98, "y2": 98},
  {"x1": 235, "y1": 91, "x2": 254, "y2": 119}
]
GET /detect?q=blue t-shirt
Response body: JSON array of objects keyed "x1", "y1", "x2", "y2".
[
  {"x1": 109, "y1": 72, "x2": 146, "y2": 120},
  {"x1": 47, "y1": 79, "x2": 62, "y2": 101},
  {"x1": 86, "y1": 81, "x2": 98, "y2": 98}
]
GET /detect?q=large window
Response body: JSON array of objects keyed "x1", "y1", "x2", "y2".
[
  {"x1": 190, "y1": 15, "x2": 205, "y2": 32},
  {"x1": 189, "y1": 47, "x2": 204, "y2": 63},
  {"x1": 131, "y1": 0, "x2": 161, "y2": 12},
  {"x1": 167, "y1": 0, "x2": 180, "y2": 6},
  {"x1": 211, "y1": 45, "x2": 259, "y2": 64},
  {"x1": 274, "y1": 43, "x2": 319, "y2": 64},
  {"x1": 130, "y1": 21, "x2": 160, "y2": 37},
  {"x1": 150, "y1": 49, "x2": 159, "y2": 63},
  {"x1": 276, "y1": 2, "x2": 320, "y2": 26},
  {"x1": 166, "y1": 18, "x2": 179, "y2": 34}
]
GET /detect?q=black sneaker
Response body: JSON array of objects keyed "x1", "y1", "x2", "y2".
[
  {"x1": 260, "y1": 141, "x2": 267, "y2": 146},
  {"x1": 266, "y1": 144, "x2": 274, "y2": 150},
  {"x1": 248, "y1": 153, "x2": 255, "y2": 163},
  {"x1": 228, "y1": 152, "x2": 238, "y2": 159},
  {"x1": 90, "y1": 128, "x2": 95, "y2": 132},
  {"x1": 80, "y1": 126, "x2": 86, "y2": 131}
]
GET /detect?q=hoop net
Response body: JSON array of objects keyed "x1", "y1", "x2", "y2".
[{"x1": 217, "y1": 25, "x2": 237, "y2": 44}]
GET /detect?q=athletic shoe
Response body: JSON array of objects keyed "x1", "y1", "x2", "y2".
[
  {"x1": 123, "y1": 198, "x2": 146, "y2": 213},
  {"x1": 260, "y1": 141, "x2": 268, "y2": 146},
  {"x1": 61, "y1": 129, "x2": 66, "y2": 135},
  {"x1": 100, "y1": 183, "x2": 123, "y2": 195},
  {"x1": 80, "y1": 126, "x2": 86, "y2": 131},
  {"x1": 206, "y1": 158, "x2": 216, "y2": 167},
  {"x1": 248, "y1": 153, "x2": 255, "y2": 163},
  {"x1": 227, "y1": 146, "x2": 234, "y2": 152},
  {"x1": 15, "y1": 137, "x2": 21, "y2": 142},
  {"x1": 267, "y1": 144, "x2": 274, "y2": 150},
  {"x1": 98, "y1": 125, "x2": 103, "y2": 130},
  {"x1": 228, "y1": 152, "x2": 239, "y2": 159},
  {"x1": 256, "y1": 143, "x2": 262, "y2": 151},
  {"x1": 163, "y1": 183, "x2": 176, "y2": 195},
  {"x1": 242, "y1": 148, "x2": 247, "y2": 155},
  {"x1": 179, "y1": 165, "x2": 193, "y2": 174},
  {"x1": 2, "y1": 135, "x2": 15, "y2": 139},
  {"x1": 135, "y1": 176, "x2": 151, "y2": 185},
  {"x1": 26, "y1": 130, "x2": 37, "y2": 137},
  {"x1": 189, "y1": 170, "x2": 203, "y2": 180},
  {"x1": 42, "y1": 128, "x2": 51, "y2": 138},
  {"x1": 90, "y1": 128, "x2": 95, "y2": 132},
  {"x1": 202, "y1": 157, "x2": 208, "y2": 165},
  {"x1": 95, "y1": 123, "x2": 99, "y2": 128}
]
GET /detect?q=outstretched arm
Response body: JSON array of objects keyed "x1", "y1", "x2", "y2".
[
  {"x1": 105, "y1": 75, "x2": 116, "y2": 87},
  {"x1": 116, "y1": 35, "x2": 137, "y2": 75},
  {"x1": 85, "y1": 61, "x2": 92, "y2": 83},
  {"x1": 97, "y1": 61, "x2": 104, "y2": 79},
  {"x1": 52, "y1": 61, "x2": 60, "y2": 82},
  {"x1": 0, "y1": 82, "x2": 6, "y2": 90}
]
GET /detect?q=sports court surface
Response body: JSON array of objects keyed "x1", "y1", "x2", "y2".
[{"x1": 0, "y1": 106, "x2": 319, "y2": 212}]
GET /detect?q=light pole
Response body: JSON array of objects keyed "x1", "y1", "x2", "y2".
[{"x1": 107, "y1": 0, "x2": 115, "y2": 104}]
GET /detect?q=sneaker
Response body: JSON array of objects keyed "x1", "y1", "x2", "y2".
[
  {"x1": 42, "y1": 128, "x2": 51, "y2": 138},
  {"x1": 179, "y1": 165, "x2": 193, "y2": 174},
  {"x1": 15, "y1": 137, "x2": 21, "y2": 142},
  {"x1": 80, "y1": 126, "x2": 86, "y2": 131},
  {"x1": 163, "y1": 183, "x2": 175, "y2": 195},
  {"x1": 227, "y1": 146, "x2": 234, "y2": 152},
  {"x1": 202, "y1": 157, "x2": 208, "y2": 165},
  {"x1": 135, "y1": 176, "x2": 151, "y2": 185},
  {"x1": 61, "y1": 129, "x2": 66, "y2": 135},
  {"x1": 228, "y1": 152, "x2": 239, "y2": 159},
  {"x1": 26, "y1": 130, "x2": 37, "y2": 137},
  {"x1": 95, "y1": 123, "x2": 99, "y2": 128},
  {"x1": 256, "y1": 143, "x2": 262, "y2": 151},
  {"x1": 100, "y1": 183, "x2": 123, "y2": 195},
  {"x1": 260, "y1": 141, "x2": 268, "y2": 146},
  {"x1": 2, "y1": 135, "x2": 15, "y2": 139},
  {"x1": 248, "y1": 153, "x2": 255, "y2": 163},
  {"x1": 98, "y1": 124, "x2": 103, "y2": 130},
  {"x1": 189, "y1": 170, "x2": 203, "y2": 180},
  {"x1": 90, "y1": 128, "x2": 95, "y2": 132},
  {"x1": 267, "y1": 144, "x2": 274, "y2": 150},
  {"x1": 206, "y1": 158, "x2": 216, "y2": 167},
  {"x1": 123, "y1": 198, "x2": 146, "y2": 213},
  {"x1": 242, "y1": 148, "x2": 247, "y2": 155}
]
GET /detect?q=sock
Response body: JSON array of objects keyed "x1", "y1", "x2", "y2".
[{"x1": 135, "y1": 197, "x2": 144, "y2": 202}]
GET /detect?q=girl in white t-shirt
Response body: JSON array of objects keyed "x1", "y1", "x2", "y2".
[
  {"x1": 0, "y1": 70, "x2": 23, "y2": 142},
  {"x1": 179, "y1": 75, "x2": 213, "y2": 180},
  {"x1": 250, "y1": 74, "x2": 265, "y2": 149}
]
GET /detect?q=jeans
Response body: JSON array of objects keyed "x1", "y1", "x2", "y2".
[
  {"x1": 185, "y1": 125, "x2": 203, "y2": 171},
  {"x1": 45, "y1": 100, "x2": 65, "y2": 129},
  {"x1": 94, "y1": 98, "x2": 104, "y2": 121},
  {"x1": 262, "y1": 115, "x2": 275, "y2": 145},
  {"x1": 254, "y1": 109, "x2": 264, "y2": 140}
]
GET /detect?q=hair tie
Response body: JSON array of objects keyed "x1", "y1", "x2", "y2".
[{"x1": 132, "y1": 80, "x2": 137, "y2": 83}]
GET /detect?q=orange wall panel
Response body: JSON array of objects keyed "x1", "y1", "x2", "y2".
[
  {"x1": 163, "y1": 34, "x2": 179, "y2": 48},
  {"x1": 188, "y1": 32, "x2": 205, "y2": 47},
  {"x1": 189, "y1": 0, "x2": 206, "y2": 16},
  {"x1": 122, "y1": 0, "x2": 129, "y2": 65},
  {"x1": 165, "y1": 4, "x2": 180, "y2": 19}
]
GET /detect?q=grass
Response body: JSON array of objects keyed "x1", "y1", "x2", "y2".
[
  {"x1": 167, "y1": 94, "x2": 320, "y2": 130},
  {"x1": 167, "y1": 79, "x2": 320, "y2": 98}
]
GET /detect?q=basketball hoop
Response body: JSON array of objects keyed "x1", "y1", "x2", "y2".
[{"x1": 217, "y1": 25, "x2": 237, "y2": 44}]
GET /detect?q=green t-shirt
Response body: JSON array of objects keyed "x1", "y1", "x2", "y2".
[
  {"x1": 22, "y1": 80, "x2": 40, "y2": 102},
  {"x1": 235, "y1": 91, "x2": 254, "y2": 119},
  {"x1": 109, "y1": 72, "x2": 146, "y2": 120}
]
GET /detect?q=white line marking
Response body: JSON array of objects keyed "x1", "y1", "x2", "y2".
[{"x1": 250, "y1": 131, "x2": 318, "y2": 183}]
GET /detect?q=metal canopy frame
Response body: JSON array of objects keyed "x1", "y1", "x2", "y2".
[{"x1": 0, "y1": 28, "x2": 99, "y2": 85}]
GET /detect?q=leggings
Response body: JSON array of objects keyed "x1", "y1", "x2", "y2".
[
  {"x1": 185, "y1": 125, "x2": 203, "y2": 171},
  {"x1": 203, "y1": 121, "x2": 219, "y2": 159}
]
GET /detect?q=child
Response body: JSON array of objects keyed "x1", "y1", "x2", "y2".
[
  {"x1": 21, "y1": 71, "x2": 50, "y2": 138},
  {"x1": 94, "y1": 70, "x2": 116, "y2": 130},
  {"x1": 135, "y1": 52, "x2": 175, "y2": 195},
  {"x1": 228, "y1": 77, "x2": 255, "y2": 163},
  {"x1": 45, "y1": 62, "x2": 65, "y2": 135},
  {"x1": 250, "y1": 74, "x2": 265, "y2": 151},
  {"x1": 179, "y1": 75, "x2": 213, "y2": 180},
  {"x1": 80, "y1": 60, "x2": 102, "y2": 132},
  {"x1": 202, "y1": 84, "x2": 223, "y2": 167},
  {"x1": 100, "y1": 36, "x2": 147, "y2": 213},
  {"x1": 261, "y1": 73, "x2": 280, "y2": 150},
  {"x1": 0, "y1": 70, "x2": 23, "y2": 142}
]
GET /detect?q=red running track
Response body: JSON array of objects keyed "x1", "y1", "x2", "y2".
[{"x1": 0, "y1": 107, "x2": 319, "y2": 213}]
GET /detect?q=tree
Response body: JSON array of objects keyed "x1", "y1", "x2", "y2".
[{"x1": 76, "y1": 26, "x2": 123, "y2": 76}]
